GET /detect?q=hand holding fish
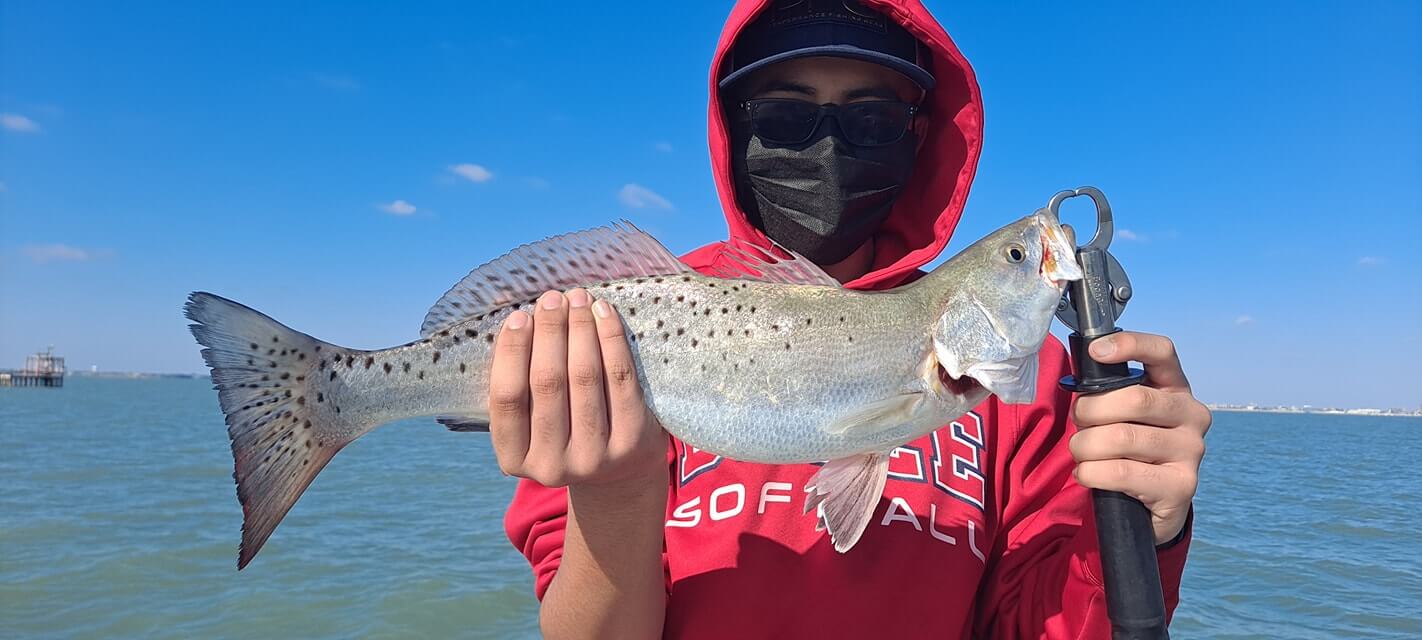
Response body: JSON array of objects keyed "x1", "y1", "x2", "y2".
[
  {"x1": 1068, "y1": 331, "x2": 1210, "y2": 544},
  {"x1": 487, "y1": 288, "x2": 668, "y2": 491}
]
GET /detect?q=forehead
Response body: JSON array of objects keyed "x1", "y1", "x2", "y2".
[{"x1": 742, "y1": 56, "x2": 918, "y2": 101}]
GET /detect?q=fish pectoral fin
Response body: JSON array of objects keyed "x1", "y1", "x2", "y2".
[
  {"x1": 823, "y1": 392, "x2": 929, "y2": 435},
  {"x1": 803, "y1": 452, "x2": 891, "y2": 553},
  {"x1": 437, "y1": 414, "x2": 490, "y2": 432}
]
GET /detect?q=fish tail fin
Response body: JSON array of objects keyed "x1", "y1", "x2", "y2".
[{"x1": 185, "y1": 292, "x2": 354, "y2": 569}]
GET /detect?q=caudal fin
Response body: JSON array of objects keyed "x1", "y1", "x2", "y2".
[{"x1": 185, "y1": 292, "x2": 352, "y2": 569}]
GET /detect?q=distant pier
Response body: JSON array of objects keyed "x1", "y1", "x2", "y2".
[{"x1": 0, "y1": 349, "x2": 66, "y2": 388}]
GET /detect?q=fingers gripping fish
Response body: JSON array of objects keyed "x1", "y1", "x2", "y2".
[{"x1": 185, "y1": 209, "x2": 1081, "y2": 568}]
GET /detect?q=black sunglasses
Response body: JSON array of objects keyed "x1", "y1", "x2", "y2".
[{"x1": 738, "y1": 98, "x2": 919, "y2": 147}]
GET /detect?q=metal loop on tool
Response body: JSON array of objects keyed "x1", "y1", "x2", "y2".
[{"x1": 1048, "y1": 186, "x2": 1113, "y2": 251}]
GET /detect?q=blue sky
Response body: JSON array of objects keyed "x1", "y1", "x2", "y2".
[{"x1": 2, "y1": 1, "x2": 1418, "y2": 409}]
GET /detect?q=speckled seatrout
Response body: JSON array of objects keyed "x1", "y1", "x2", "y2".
[{"x1": 186, "y1": 208, "x2": 1081, "y2": 568}]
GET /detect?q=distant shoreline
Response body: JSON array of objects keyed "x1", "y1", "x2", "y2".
[{"x1": 1208, "y1": 406, "x2": 1422, "y2": 418}]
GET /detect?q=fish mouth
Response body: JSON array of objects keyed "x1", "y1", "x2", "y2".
[
  {"x1": 1038, "y1": 217, "x2": 1083, "y2": 287},
  {"x1": 938, "y1": 364, "x2": 982, "y2": 397}
]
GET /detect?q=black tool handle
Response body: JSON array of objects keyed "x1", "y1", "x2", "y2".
[{"x1": 1061, "y1": 332, "x2": 1168, "y2": 640}]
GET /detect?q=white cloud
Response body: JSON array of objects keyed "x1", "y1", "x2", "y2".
[
  {"x1": 618, "y1": 183, "x2": 673, "y2": 211},
  {"x1": 1, "y1": 113, "x2": 41, "y2": 133},
  {"x1": 654, "y1": 141, "x2": 674, "y2": 153},
  {"x1": 1234, "y1": 315, "x2": 1254, "y2": 326},
  {"x1": 312, "y1": 73, "x2": 361, "y2": 91},
  {"x1": 1117, "y1": 228, "x2": 1141, "y2": 241},
  {"x1": 1357, "y1": 256, "x2": 1383, "y2": 267},
  {"x1": 449, "y1": 163, "x2": 494, "y2": 183},
  {"x1": 22, "y1": 244, "x2": 102, "y2": 263},
  {"x1": 378, "y1": 200, "x2": 417, "y2": 216}
]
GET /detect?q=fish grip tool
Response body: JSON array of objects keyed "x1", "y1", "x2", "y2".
[{"x1": 1052, "y1": 187, "x2": 1168, "y2": 640}]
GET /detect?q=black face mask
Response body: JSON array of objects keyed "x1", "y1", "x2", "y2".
[{"x1": 732, "y1": 122, "x2": 917, "y2": 265}]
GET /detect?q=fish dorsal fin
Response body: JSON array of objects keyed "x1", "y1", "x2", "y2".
[
  {"x1": 421, "y1": 221, "x2": 691, "y2": 337},
  {"x1": 713, "y1": 238, "x2": 841, "y2": 287}
]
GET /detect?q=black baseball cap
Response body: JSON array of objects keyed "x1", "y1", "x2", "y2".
[{"x1": 720, "y1": 0, "x2": 935, "y2": 91}]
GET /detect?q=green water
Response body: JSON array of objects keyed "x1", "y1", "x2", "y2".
[{"x1": 2, "y1": 378, "x2": 1419, "y2": 638}]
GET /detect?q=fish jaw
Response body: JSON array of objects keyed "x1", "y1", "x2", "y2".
[{"x1": 1036, "y1": 212, "x2": 1084, "y2": 287}]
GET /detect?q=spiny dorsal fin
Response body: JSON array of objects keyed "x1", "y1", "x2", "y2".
[
  {"x1": 421, "y1": 221, "x2": 691, "y2": 337},
  {"x1": 714, "y1": 237, "x2": 841, "y2": 287}
]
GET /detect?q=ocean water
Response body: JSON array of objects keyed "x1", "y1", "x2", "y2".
[{"x1": 2, "y1": 378, "x2": 1419, "y2": 639}]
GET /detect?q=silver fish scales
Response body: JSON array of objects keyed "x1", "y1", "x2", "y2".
[{"x1": 186, "y1": 207, "x2": 1081, "y2": 568}]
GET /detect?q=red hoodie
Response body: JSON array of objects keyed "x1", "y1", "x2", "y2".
[{"x1": 505, "y1": 1, "x2": 1190, "y2": 637}]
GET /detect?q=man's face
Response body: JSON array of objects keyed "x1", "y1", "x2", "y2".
[{"x1": 740, "y1": 56, "x2": 920, "y2": 106}]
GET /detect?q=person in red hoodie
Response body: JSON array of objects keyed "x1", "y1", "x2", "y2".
[{"x1": 487, "y1": 1, "x2": 1209, "y2": 638}]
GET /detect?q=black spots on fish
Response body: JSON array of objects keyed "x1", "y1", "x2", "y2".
[
  {"x1": 628, "y1": 307, "x2": 637, "y2": 316},
  {"x1": 250, "y1": 342, "x2": 259, "y2": 351},
  {"x1": 743, "y1": 329, "x2": 750, "y2": 337},
  {"x1": 634, "y1": 278, "x2": 645, "y2": 284},
  {"x1": 703, "y1": 308, "x2": 712, "y2": 316},
  {"x1": 771, "y1": 324, "x2": 780, "y2": 331},
  {"x1": 726, "y1": 329, "x2": 734, "y2": 337},
  {"x1": 317, "y1": 392, "x2": 324, "y2": 403},
  {"x1": 676, "y1": 328, "x2": 685, "y2": 336},
  {"x1": 459, "y1": 363, "x2": 467, "y2": 374},
  {"x1": 682, "y1": 276, "x2": 692, "y2": 282},
  {"x1": 720, "y1": 307, "x2": 729, "y2": 315},
  {"x1": 662, "y1": 333, "x2": 670, "y2": 342},
  {"x1": 707, "y1": 329, "x2": 716, "y2": 338},
  {"x1": 708, "y1": 283, "x2": 716, "y2": 288},
  {"x1": 735, "y1": 304, "x2": 743, "y2": 312},
  {"x1": 690, "y1": 300, "x2": 698, "y2": 309},
  {"x1": 655, "y1": 277, "x2": 664, "y2": 284},
  {"x1": 269, "y1": 361, "x2": 278, "y2": 368},
  {"x1": 329, "y1": 371, "x2": 337, "y2": 381},
  {"x1": 314, "y1": 345, "x2": 322, "y2": 352},
  {"x1": 465, "y1": 329, "x2": 478, "y2": 339},
  {"x1": 280, "y1": 372, "x2": 291, "y2": 380},
  {"x1": 267, "y1": 348, "x2": 276, "y2": 356},
  {"x1": 418, "y1": 371, "x2": 426, "y2": 380},
  {"x1": 439, "y1": 329, "x2": 450, "y2": 337},
  {"x1": 656, "y1": 319, "x2": 664, "y2": 329},
  {"x1": 304, "y1": 420, "x2": 312, "y2": 430},
  {"x1": 663, "y1": 357, "x2": 670, "y2": 364},
  {"x1": 806, "y1": 318, "x2": 813, "y2": 327},
  {"x1": 486, "y1": 334, "x2": 495, "y2": 344},
  {"x1": 848, "y1": 335, "x2": 854, "y2": 343},
  {"x1": 734, "y1": 363, "x2": 739, "y2": 372},
  {"x1": 432, "y1": 351, "x2": 442, "y2": 364},
  {"x1": 262, "y1": 375, "x2": 270, "y2": 382},
  {"x1": 280, "y1": 349, "x2": 288, "y2": 357},
  {"x1": 616, "y1": 285, "x2": 625, "y2": 291},
  {"x1": 364, "y1": 357, "x2": 374, "y2": 369},
  {"x1": 839, "y1": 316, "x2": 846, "y2": 323},
  {"x1": 700, "y1": 363, "x2": 707, "y2": 372},
  {"x1": 691, "y1": 338, "x2": 699, "y2": 348},
  {"x1": 383, "y1": 362, "x2": 392, "y2": 374},
  {"x1": 297, "y1": 395, "x2": 306, "y2": 405},
  {"x1": 676, "y1": 295, "x2": 685, "y2": 303},
  {"x1": 402, "y1": 362, "x2": 411, "y2": 373},
  {"x1": 785, "y1": 341, "x2": 791, "y2": 350},
  {"x1": 272, "y1": 336, "x2": 280, "y2": 343},
  {"x1": 750, "y1": 306, "x2": 758, "y2": 314},
  {"x1": 599, "y1": 282, "x2": 610, "y2": 288},
  {"x1": 318, "y1": 360, "x2": 327, "y2": 370},
  {"x1": 345, "y1": 355, "x2": 355, "y2": 368},
  {"x1": 247, "y1": 358, "x2": 255, "y2": 366},
  {"x1": 298, "y1": 352, "x2": 306, "y2": 361},
  {"x1": 653, "y1": 296, "x2": 661, "y2": 305}
]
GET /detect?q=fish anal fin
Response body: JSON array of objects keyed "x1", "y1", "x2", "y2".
[
  {"x1": 823, "y1": 392, "x2": 928, "y2": 435},
  {"x1": 803, "y1": 452, "x2": 891, "y2": 553},
  {"x1": 421, "y1": 221, "x2": 691, "y2": 338}
]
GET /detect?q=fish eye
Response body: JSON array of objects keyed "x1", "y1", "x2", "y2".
[{"x1": 1003, "y1": 243, "x2": 1027, "y2": 263}]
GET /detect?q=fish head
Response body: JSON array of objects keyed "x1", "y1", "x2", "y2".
[{"x1": 929, "y1": 209, "x2": 1082, "y2": 404}]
